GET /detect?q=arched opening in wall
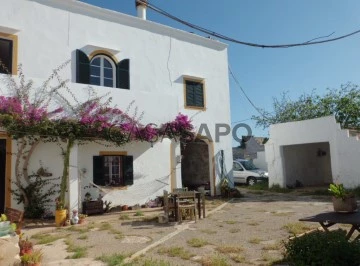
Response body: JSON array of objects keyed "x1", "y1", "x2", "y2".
[
  {"x1": 181, "y1": 139, "x2": 211, "y2": 193},
  {"x1": 282, "y1": 142, "x2": 333, "y2": 188}
]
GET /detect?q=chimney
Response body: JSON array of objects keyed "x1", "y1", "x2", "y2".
[{"x1": 136, "y1": 0, "x2": 147, "y2": 20}]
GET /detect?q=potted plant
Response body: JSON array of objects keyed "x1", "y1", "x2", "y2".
[
  {"x1": 328, "y1": 183, "x2": 357, "y2": 212},
  {"x1": 55, "y1": 197, "x2": 67, "y2": 227},
  {"x1": 84, "y1": 192, "x2": 92, "y2": 202},
  {"x1": 78, "y1": 214, "x2": 87, "y2": 224},
  {"x1": 21, "y1": 249, "x2": 43, "y2": 266},
  {"x1": 19, "y1": 236, "x2": 33, "y2": 256}
]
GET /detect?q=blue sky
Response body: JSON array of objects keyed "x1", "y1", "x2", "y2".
[{"x1": 81, "y1": 0, "x2": 360, "y2": 144}]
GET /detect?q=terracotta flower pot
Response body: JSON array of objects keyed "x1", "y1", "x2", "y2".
[
  {"x1": 20, "y1": 247, "x2": 33, "y2": 256},
  {"x1": 332, "y1": 196, "x2": 357, "y2": 212}
]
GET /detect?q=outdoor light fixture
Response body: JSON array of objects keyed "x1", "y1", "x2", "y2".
[{"x1": 317, "y1": 149, "x2": 327, "y2": 157}]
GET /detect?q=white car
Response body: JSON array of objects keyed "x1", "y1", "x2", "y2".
[{"x1": 233, "y1": 159, "x2": 268, "y2": 186}]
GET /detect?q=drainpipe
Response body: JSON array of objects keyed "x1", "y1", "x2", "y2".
[{"x1": 135, "y1": 0, "x2": 147, "y2": 20}]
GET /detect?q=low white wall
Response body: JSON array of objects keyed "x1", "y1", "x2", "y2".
[
  {"x1": 266, "y1": 116, "x2": 360, "y2": 188},
  {"x1": 253, "y1": 151, "x2": 267, "y2": 171}
]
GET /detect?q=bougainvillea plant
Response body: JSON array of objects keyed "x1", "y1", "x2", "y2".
[{"x1": 0, "y1": 63, "x2": 195, "y2": 209}]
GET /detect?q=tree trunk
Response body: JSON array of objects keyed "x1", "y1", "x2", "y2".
[{"x1": 60, "y1": 139, "x2": 74, "y2": 205}]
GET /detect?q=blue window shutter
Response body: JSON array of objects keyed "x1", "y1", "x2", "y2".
[
  {"x1": 194, "y1": 84, "x2": 204, "y2": 107},
  {"x1": 116, "y1": 59, "x2": 130, "y2": 89},
  {"x1": 186, "y1": 80, "x2": 204, "y2": 107},
  {"x1": 123, "y1": 155, "x2": 133, "y2": 185},
  {"x1": 76, "y1": 49, "x2": 90, "y2": 84},
  {"x1": 93, "y1": 156, "x2": 105, "y2": 186}
]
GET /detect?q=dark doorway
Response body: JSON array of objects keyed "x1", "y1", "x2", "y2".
[
  {"x1": 0, "y1": 139, "x2": 6, "y2": 213},
  {"x1": 282, "y1": 142, "x2": 332, "y2": 187},
  {"x1": 181, "y1": 139, "x2": 210, "y2": 191}
]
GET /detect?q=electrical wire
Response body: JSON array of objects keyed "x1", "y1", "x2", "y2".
[
  {"x1": 139, "y1": 0, "x2": 360, "y2": 48},
  {"x1": 228, "y1": 65, "x2": 267, "y2": 119},
  {"x1": 231, "y1": 118, "x2": 252, "y2": 124}
]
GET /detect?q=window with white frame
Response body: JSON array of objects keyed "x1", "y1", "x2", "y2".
[
  {"x1": 90, "y1": 55, "x2": 116, "y2": 88},
  {"x1": 93, "y1": 155, "x2": 133, "y2": 187},
  {"x1": 76, "y1": 49, "x2": 130, "y2": 90}
]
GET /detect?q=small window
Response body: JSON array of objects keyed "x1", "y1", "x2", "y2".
[
  {"x1": 184, "y1": 78, "x2": 205, "y2": 109},
  {"x1": 0, "y1": 38, "x2": 13, "y2": 74},
  {"x1": 90, "y1": 55, "x2": 116, "y2": 88},
  {"x1": 93, "y1": 155, "x2": 133, "y2": 187}
]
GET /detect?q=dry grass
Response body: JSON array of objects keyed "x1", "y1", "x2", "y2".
[
  {"x1": 262, "y1": 242, "x2": 282, "y2": 251},
  {"x1": 224, "y1": 220, "x2": 237, "y2": 225},
  {"x1": 77, "y1": 234, "x2": 88, "y2": 240},
  {"x1": 200, "y1": 254, "x2": 230, "y2": 266},
  {"x1": 261, "y1": 251, "x2": 279, "y2": 263},
  {"x1": 187, "y1": 238, "x2": 209, "y2": 247},
  {"x1": 158, "y1": 246, "x2": 194, "y2": 260},
  {"x1": 31, "y1": 233, "x2": 67, "y2": 245},
  {"x1": 65, "y1": 239, "x2": 88, "y2": 259},
  {"x1": 119, "y1": 214, "x2": 131, "y2": 220},
  {"x1": 248, "y1": 237, "x2": 262, "y2": 244},
  {"x1": 271, "y1": 211, "x2": 295, "y2": 216},
  {"x1": 229, "y1": 228, "x2": 240, "y2": 233},
  {"x1": 99, "y1": 222, "x2": 112, "y2": 231},
  {"x1": 200, "y1": 229, "x2": 217, "y2": 235},
  {"x1": 247, "y1": 221, "x2": 259, "y2": 226},
  {"x1": 216, "y1": 245, "x2": 243, "y2": 254},
  {"x1": 283, "y1": 222, "x2": 312, "y2": 235},
  {"x1": 66, "y1": 226, "x2": 90, "y2": 234},
  {"x1": 230, "y1": 254, "x2": 246, "y2": 263}
]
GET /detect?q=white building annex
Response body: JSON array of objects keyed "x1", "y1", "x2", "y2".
[
  {"x1": 0, "y1": 0, "x2": 233, "y2": 214},
  {"x1": 265, "y1": 116, "x2": 360, "y2": 188}
]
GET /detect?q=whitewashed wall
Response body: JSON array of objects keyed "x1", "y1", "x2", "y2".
[
  {"x1": 2, "y1": 0, "x2": 233, "y2": 211},
  {"x1": 10, "y1": 140, "x2": 65, "y2": 210},
  {"x1": 253, "y1": 151, "x2": 267, "y2": 171},
  {"x1": 266, "y1": 116, "x2": 360, "y2": 188},
  {"x1": 78, "y1": 139, "x2": 172, "y2": 207}
]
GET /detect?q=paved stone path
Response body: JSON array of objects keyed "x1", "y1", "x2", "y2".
[{"x1": 22, "y1": 188, "x2": 339, "y2": 265}]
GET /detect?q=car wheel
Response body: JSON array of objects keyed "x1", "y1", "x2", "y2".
[{"x1": 247, "y1": 177, "x2": 257, "y2": 186}]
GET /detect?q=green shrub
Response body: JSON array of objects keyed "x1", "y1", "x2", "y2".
[
  {"x1": 12, "y1": 175, "x2": 59, "y2": 219},
  {"x1": 248, "y1": 181, "x2": 269, "y2": 191},
  {"x1": 269, "y1": 184, "x2": 291, "y2": 193},
  {"x1": 284, "y1": 229, "x2": 360, "y2": 266}
]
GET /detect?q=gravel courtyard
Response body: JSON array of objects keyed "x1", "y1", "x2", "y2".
[{"x1": 24, "y1": 187, "x2": 339, "y2": 266}]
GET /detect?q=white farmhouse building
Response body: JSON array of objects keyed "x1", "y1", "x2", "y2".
[{"x1": 0, "y1": 0, "x2": 232, "y2": 213}]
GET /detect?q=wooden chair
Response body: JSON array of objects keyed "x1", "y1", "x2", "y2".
[
  {"x1": 172, "y1": 187, "x2": 188, "y2": 193},
  {"x1": 176, "y1": 191, "x2": 196, "y2": 223},
  {"x1": 163, "y1": 190, "x2": 176, "y2": 222}
]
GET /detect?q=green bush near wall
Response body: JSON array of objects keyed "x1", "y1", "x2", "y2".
[{"x1": 284, "y1": 229, "x2": 360, "y2": 266}]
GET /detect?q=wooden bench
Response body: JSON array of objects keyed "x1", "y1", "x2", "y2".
[{"x1": 5, "y1": 207, "x2": 24, "y2": 233}]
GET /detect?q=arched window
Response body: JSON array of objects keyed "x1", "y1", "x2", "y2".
[
  {"x1": 90, "y1": 55, "x2": 116, "y2": 88},
  {"x1": 76, "y1": 49, "x2": 130, "y2": 90}
]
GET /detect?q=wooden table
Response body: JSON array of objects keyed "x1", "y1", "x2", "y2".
[
  {"x1": 299, "y1": 211, "x2": 360, "y2": 240},
  {"x1": 172, "y1": 191, "x2": 205, "y2": 222}
]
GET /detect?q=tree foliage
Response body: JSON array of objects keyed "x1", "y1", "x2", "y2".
[{"x1": 252, "y1": 83, "x2": 360, "y2": 129}]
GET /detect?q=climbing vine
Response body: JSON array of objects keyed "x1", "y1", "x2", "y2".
[{"x1": 0, "y1": 63, "x2": 195, "y2": 210}]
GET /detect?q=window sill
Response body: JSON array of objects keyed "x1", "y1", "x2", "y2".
[
  {"x1": 185, "y1": 106, "x2": 206, "y2": 111},
  {"x1": 97, "y1": 185, "x2": 129, "y2": 191}
]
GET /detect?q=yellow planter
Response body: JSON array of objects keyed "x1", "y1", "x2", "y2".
[{"x1": 55, "y1": 209, "x2": 67, "y2": 227}]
